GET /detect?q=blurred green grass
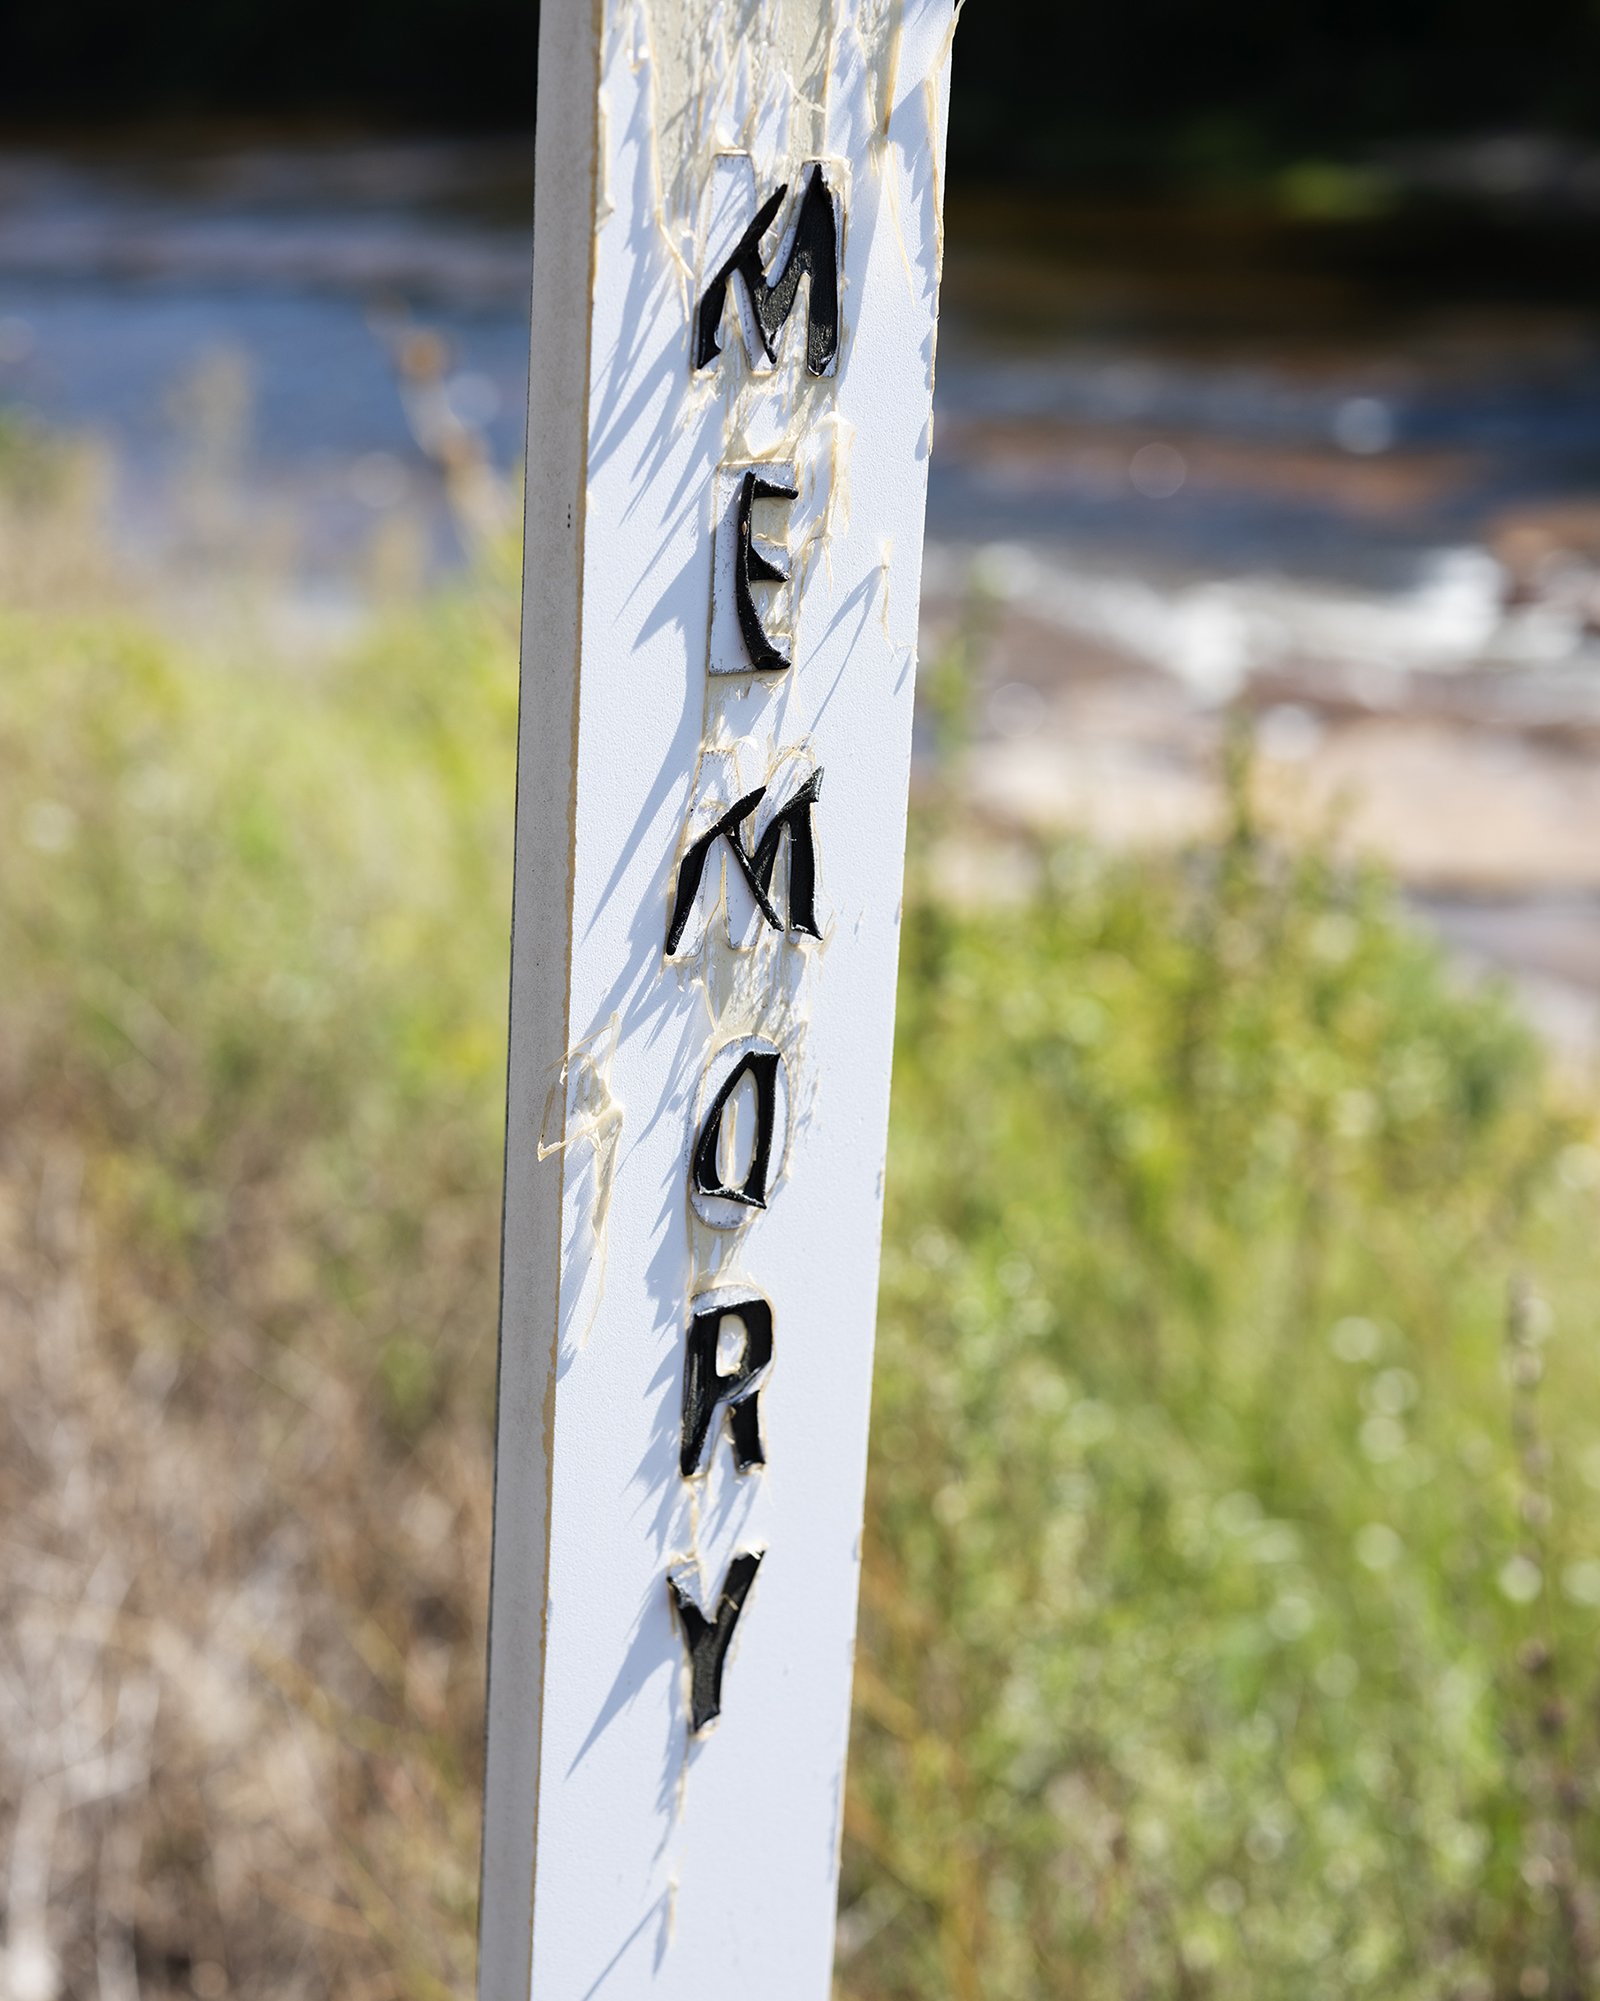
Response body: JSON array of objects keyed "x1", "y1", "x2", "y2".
[
  {"x1": 855, "y1": 792, "x2": 1600, "y2": 1999},
  {"x1": 5, "y1": 467, "x2": 1600, "y2": 1998}
]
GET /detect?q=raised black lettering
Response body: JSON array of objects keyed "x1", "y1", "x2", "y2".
[
  {"x1": 665, "y1": 770, "x2": 823, "y2": 956},
  {"x1": 692, "y1": 1046, "x2": 781, "y2": 1211},
  {"x1": 694, "y1": 167, "x2": 840, "y2": 376},
  {"x1": 669, "y1": 1550, "x2": 764, "y2": 1734},
  {"x1": 680, "y1": 1292, "x2": 774, "y2": 1477},
  {"x1": 734, "y1": 468, "x2": 798, "y2": 672}
]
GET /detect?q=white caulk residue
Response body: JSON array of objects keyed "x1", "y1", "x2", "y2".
[{"x1": 540, "y1": 1015, "x2": 625, "y2": 1357}]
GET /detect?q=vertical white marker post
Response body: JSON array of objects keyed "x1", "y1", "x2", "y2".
[{"x1": 479, "y1": 2, "x2": 957, "y2": 1994}]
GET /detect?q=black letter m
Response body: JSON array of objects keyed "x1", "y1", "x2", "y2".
[
  {"x1": 694, "y1": 165, "x2": 840, "y2": 376},
  {"x1": 666, "y1": 770, "x2": 823, "y2": 957}
]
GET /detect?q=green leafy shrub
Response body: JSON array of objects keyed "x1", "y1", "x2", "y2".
[
  {"x1": 6, "y1": 550, "x2": 1600, "y2": 1999},
  {"x1": 846, "y1": 796, "x2": 1600, "y2": 2001}
]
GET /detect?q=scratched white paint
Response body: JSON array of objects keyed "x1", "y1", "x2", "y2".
[{"x1": 479, "y1": 2, "x2": 956, "y2": 1995}]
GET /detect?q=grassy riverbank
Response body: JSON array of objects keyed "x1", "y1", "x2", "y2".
[{"x1": 5, "y1": 493, "x2": 1600, "y2": 1998}]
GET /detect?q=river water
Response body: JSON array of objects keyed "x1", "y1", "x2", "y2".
[
  {"x1": 8, "y1": 141, "x2": 1600, "y2": 643},
  {"x1": 7, "y1": 137, "x2": 1600, "y2": 1051}
]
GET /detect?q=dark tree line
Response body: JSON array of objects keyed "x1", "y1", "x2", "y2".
[{"x1": 6, "y1": 0, "x2": 1600, "y2": 188}]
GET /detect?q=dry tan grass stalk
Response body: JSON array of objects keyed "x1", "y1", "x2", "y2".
[{"x1": 0, "y1": 1124, "x2": 491, "y2": 1999}]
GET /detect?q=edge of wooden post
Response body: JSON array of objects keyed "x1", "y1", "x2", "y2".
[{"x1": 476, "y1": 3, "x2": 602, "y2": 1993}]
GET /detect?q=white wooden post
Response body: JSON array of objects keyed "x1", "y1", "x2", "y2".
[{"x1": 479, "y1": 3, "x2": 957, "y2": 1993}]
